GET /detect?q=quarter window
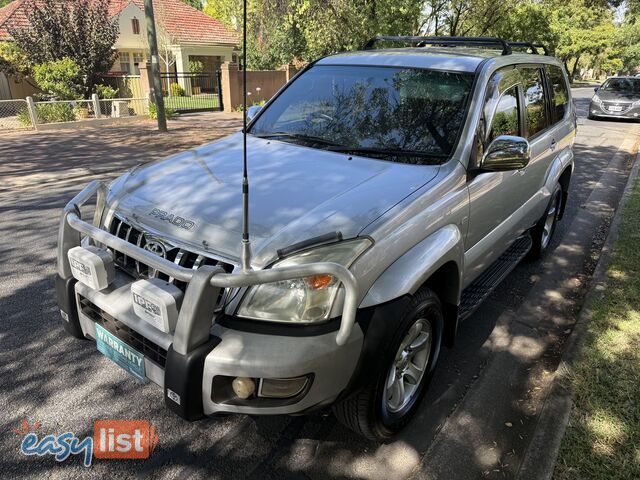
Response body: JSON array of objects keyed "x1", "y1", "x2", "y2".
[
  {"x1": 520, "y1": 67, "x2": 548, "y2": 137},
  {"x1": 488, "y1": 86, "x2": 520, "y2": 141},
  {"x1": 546, "y1": 65, "x2": 569, "y2": 123}
]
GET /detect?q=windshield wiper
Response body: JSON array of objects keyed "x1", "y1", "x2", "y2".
[
  {"x1": 326, "y1": 145, "x2": 445, "y2": 160},
  {"x1": 252, "y1": 132, "x2": 340, "y2": 147}
]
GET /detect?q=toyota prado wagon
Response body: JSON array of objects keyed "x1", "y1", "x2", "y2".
[{"x1": 56, "y1": 36, "x2": 575, "y2": 440}]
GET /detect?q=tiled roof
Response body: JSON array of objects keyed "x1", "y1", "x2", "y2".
[{"x1": 0, "y1": 0, "x2": 238, "y2": 45}]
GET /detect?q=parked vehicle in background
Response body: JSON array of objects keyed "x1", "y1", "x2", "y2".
[
  {"x1": 588, "y1": 76, "x2": 640, "y2": 120},
  {"x1": 56, "y1": 37, "x2": 576, "y2": 441}
]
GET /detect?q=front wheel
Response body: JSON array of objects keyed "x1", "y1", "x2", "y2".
[
  {"x1": 333, "y1": 288, "x2": 443, "y2": 441},
  {"x1": 529, "y1": 184, "x2": 563, "y2": 259}
]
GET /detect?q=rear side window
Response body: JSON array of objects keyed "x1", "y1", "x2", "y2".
[
  {"x1": 489, "y1": 86, "x2": 520, "y2": 141},
  {"x1": 520, "y1": 67, "x2": 548, "y2": 138},
  {"x1": 546, "y1": 65, "x2": 569, "y2": 123}
]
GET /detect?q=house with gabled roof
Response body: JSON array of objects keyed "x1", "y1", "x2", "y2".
[{"x1": 0, "y1": 0, "x2": 238, "y2": 98}]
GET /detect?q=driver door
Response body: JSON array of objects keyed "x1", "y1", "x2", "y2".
[{"x1": 463, "y1": 67, "x2": 531, "y2": 287}]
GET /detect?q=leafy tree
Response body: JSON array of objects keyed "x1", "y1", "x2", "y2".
[
  {"x1": 182, "y1": 0, "x2": 202, "y2": 9},
  {"x1": 0, "y1": 0, "x2": 13, "y2": 6},
  {"x1": 9, "y1": 0, "x2": 119, "y2": 97},
  {"x1": 0, "y1": 42, "x2": 31, "y2": 77},
  {"x1": 32, "y1": 58, "x2": 84, "y2": 100}
]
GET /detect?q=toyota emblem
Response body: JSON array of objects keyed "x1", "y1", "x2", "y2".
[{"x1": 144, "y1": 240, "x2": 166, "y2": 258}]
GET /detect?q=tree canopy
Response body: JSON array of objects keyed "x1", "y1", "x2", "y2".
[
  {"x1": 205, "y1": 0, "x2": 640, "y2": 77},
  {"x1": 8, "y1": 0, "x2": 119, "y2": 96}
]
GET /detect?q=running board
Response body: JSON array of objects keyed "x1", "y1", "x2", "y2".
[{"x1": 458, "y1": 235, "x2": 532, "y2": 321}]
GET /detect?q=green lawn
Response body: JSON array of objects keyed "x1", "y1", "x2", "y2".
[
  {"x1": 163, "y1": 95, "x2": 220, "y2": 111},
  {"x1": 554, "y1": 173, "x2": 640, "y2": 479}
]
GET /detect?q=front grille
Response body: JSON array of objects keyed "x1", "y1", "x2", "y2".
[
  {"x1": 602, "y1": 101, "x2": 631, "y2": 113},
  {"x1": 108, "y1": 216, "x2": 233, "y2": 295},
  {"x1": 79, "y1": 295, "x2": 168, "y2": 367}
]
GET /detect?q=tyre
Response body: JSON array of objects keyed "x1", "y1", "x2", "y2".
[
  {"x1": 333, "y1": 288, "x2": 443, "y2": 441},
  {"x1": 529, "y1": 184, "x2": 563, "y2": 259}
]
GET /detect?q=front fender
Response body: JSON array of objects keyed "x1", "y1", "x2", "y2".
[{"x1": 360, "y1": 224, "x2": 464, "y2": 308}]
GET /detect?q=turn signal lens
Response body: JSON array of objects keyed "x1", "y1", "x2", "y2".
[{"x1": 306, "y1": 274, "x2": 334, "y2": 290}]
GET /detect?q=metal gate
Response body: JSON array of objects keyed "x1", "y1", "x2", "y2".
[{"x1": 160, "y1": 72, "x2": 223, "y2": 113}]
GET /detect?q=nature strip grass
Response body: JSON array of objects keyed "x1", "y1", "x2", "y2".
[{"x1": 554, "y1": 175, "x2": 640, "y2": 479}]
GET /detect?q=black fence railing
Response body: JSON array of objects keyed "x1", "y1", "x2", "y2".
[{"x1": 159, "y1": 72, "x2": 223, "y2": 112}]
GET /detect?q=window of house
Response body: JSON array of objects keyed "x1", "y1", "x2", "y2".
[
  {"x1": 132, "y1": 18, "x2": 140, "y2": 35},
  {"x1": 119, "y1": 52, "x2": 131, "y2": 74},
  {"x1": 546, "y1": 65, "x2": 569, "y2": 124},
  {"x1": 133, "y1": 52, "x2": 144, "y2": 75},
  {"x1": 520, "y1": 67, "x2": 548, "y2": 138},
  {"x1": 488, "y1": 86, "x2": 521, "y2": 141}
]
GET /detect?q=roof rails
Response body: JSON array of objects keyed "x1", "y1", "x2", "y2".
[
  {"x1": 508, "y1": 41, "x2": 549, "y2": 56},
  {"x1": 362, "y1": 36, "x2": 551, "y2": 57},
  {"x1": 362, "y1": 36, "x2": 513, "y2": 55}
]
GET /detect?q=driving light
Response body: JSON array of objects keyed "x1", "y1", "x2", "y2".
[
  {"x1": 68, "y1": 246, "x2": 114, "y2": 291},
  {"x1": 236, "y1": 238, "x2": 371, "y2": 323}
]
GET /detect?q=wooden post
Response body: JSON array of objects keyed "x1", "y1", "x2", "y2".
[{"x1": 25, "y1": 96, "x2": 39, "y2": 130}]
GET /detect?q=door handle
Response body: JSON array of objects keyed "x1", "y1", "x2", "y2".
[{"x1": 550, "y1": 139, "x2": 557, "y2": 151}]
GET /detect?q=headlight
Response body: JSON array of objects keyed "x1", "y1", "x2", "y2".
[
  {"x1": 236, "y1": 238, "x2": 371, "y2": 323},
  {"x1": 592, "y1": 94, "x2": 602, "y2": 104},
  {"x1": 632, "y1": 99, "x2": 640, "y2": 107}
]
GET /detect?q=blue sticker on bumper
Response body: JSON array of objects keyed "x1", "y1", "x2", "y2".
[{"x1": 95, "y1": 324, "x2": 146, "y2": 382}]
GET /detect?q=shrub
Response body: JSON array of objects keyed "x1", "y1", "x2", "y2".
[
  {"x1": 189, "y1": 59, "x2": 204, "y2": 74},
  {"x1": 95, "y1": 83, "x2": 118, "y2": 99},
  {"x1": 17, "y1": 107, "x2": 32, "y2": 127},
  {"x1": 32, "y1": 58, "x2": 83, "y2": 100},
  {"x1": 169, "y1": 82, "x2": 185, "y2": 97},
  {"x1": 36, "y1": 102, "x2": 76, "y2": 123},
  {"x1": 149, "y1": 102, "x2": 176, "y2": 120}
]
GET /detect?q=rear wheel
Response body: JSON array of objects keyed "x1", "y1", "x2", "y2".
[
  {"x1": 529, "y1": 184, "x2": 562, "y2": 259},
  {"x1": 333, "y1": 288, "x2": 443, "y2": 441}
]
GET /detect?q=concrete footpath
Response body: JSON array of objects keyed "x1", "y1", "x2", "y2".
[{"x1": 516, "y1": 151, "x2": 640, "y2": 479}]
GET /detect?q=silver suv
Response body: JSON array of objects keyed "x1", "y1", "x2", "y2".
[{"x1": 56, "y1": 36, "x2": 575, "y2": 440}]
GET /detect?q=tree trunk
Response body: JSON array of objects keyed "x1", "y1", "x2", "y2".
[{"x1": 571, "y1": 53, "x2": 582, "y2": 81}]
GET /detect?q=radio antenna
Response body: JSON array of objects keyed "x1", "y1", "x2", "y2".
[{"x1": 240, "y1": 0, "x2": 251, "y2": 272}]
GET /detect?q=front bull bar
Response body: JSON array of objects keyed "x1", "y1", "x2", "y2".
[{"x1": 57, "y1": 180, "x2": 360, "y2": 355}]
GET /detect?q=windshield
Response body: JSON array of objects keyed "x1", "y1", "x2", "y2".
[
  {"x1": 249, "y1": 65, "x2": 475, "y2": 164},
  {"x1": 601, "y1": 78, "x2": 640, "y2": 94}
]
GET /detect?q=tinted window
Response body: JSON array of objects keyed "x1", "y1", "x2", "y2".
[
  {"x1": 601, "y1": 78, "x2": 640, "y2": 94},
  {"x1": 520, "y1": 68, "x2": 548, "y2": 137},
  {"x1": 488, "y1": 86, "x2": 520, "y2": 141},
  {"x1": 249, "y1": 65, "x2": 475, "y2": 164},
  {"x1": 547, "y1": 66, "x2": 569, "y2": 123}
]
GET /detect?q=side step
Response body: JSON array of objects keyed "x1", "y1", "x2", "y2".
[{"x1": 458, "y1": 235, "x2": 532, "y2": 321}]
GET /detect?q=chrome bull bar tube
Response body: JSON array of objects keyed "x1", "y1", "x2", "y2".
[{"x1": 59, "y1": 181, "x2": 360, "y2": 349}]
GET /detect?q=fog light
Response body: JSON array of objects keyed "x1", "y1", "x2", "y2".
[
  {"x1": 259, "y1": 376, "x2": 309, "y2": 398},
  {"x1": 232, "y1": 377, "x2": 256, "y2": 399},
  {"x1": 591, "y1": 109, "x2": 598, "y2": 114}
]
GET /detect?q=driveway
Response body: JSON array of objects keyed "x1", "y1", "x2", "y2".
[{"x1": 0, "y1": 92, "x2": 638, "y2": 479}]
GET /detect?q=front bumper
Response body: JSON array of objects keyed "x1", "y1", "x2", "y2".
[
  {"x1": 57, "y1": 181, "x2": 362, "y2": 418},
  {"x1": 589, "y1": 101, "x2": 640, "y2": 119}
]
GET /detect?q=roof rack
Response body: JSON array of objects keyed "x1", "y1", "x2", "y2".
[
  {"x1": 508, "y1": 41, "x2": 549, "y2": 56},
  {"x1": 362, "y1": 36, "x2": 513, "y2": 56}
]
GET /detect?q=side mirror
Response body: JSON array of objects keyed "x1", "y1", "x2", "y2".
[
  {"x1": 246, "y1": 105, "x2": 262, "y2": 122},
  {"x1": 594, "y1": 86, "x2": 599, "y2": 92},
  {"x1": 480, "y1": 135, "x2": 531, "y2": 172}
]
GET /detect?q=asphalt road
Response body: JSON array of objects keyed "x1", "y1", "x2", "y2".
[{"x1": 0, "y1": 89, "x2": 638, "y2": 480}]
